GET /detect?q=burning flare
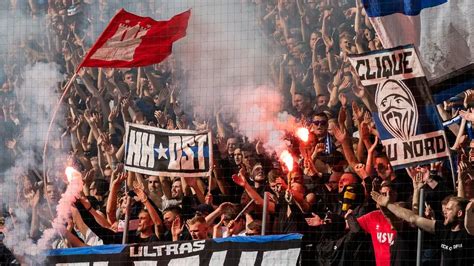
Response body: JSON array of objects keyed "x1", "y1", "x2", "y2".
[
  {"x1": 296, "y1": 127, "x2": 309, "y2": 142},
  {"x1": 280, "y1": 150, "x2": 294, "y2": 172},
  {"x1": 65, "y1": 167, "x2": 80, "y2": 183}
]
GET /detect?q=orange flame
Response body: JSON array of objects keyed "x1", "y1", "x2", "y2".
[
  {"x1": 296, "y1": 127, "x2": 309, "y2": 142},
  {"x1": 279, "y1": 150, "x2": 294, "y2": 172}
]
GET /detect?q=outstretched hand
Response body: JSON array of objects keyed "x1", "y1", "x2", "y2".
[
  {"x1": 460, "y1": 108, "x2": 474, "y2": 122},
  {"x1": 333, "y1": 123, "x2": 348, "y2": 143},
  {"x1": 368, "y1": 136, "x2": 379, "y2": 153},
  {"x1": 171, "y1": 216, "x2": 184, "y2": 237},
  {"x1": 354, "y1": 163, "x2": 368, "y2": 179},
  {"x1": 232, "y1": 171, "x2": 247, "y2": 187},
  {"x1": 371, "y1": 191, "x2": 389, "y2": 207},
  {"x1": 133, "y1": 186, "x2": 148, "y2": 203},
  {"x1": 112, "y1": 172, "x2": 127, "y2": 188}
]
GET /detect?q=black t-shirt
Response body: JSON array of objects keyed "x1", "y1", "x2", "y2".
[
  {"x1": 390, "y1": 223, "x2": 417, "y2": 266},
  {"x1": 273, "y1": 197, "x2": 308, "y2": 234},
  {"x1": 132, "y1": 233, "x2": 161, "y2": 244},
  {"x1": 311, "y1": 184, "x2": 339, "y2": 217},
  {"x1": 217, "y1": 155, "x2": 242, "y2": 204},
  {"x1": 435, "y1": 221, "x2": 474, "y2": 266},
  {"x1": 391, "y1": 170, "x2": 413, "y2": 203},
  {"x1": 424, "y1": 181, "x2": 452, "y2": 221}
]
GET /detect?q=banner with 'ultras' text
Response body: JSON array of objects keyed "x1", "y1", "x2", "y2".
[
  {"x1": 124, "y1": 123, "x2": 213, "y2": 177},
  {"x1": 348, "y1": 45, "x2": 450, "y2": 169},
  {"x1": 46, "y1": 234, "x2": 302, "y2": 265}
]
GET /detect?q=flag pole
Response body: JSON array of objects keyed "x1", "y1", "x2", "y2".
[
  {"x1": 416, "y1": 188, "x2": 425, "y2": 266},
  {"x1": 447, "y1": 150, "x2": 457, "y2": 189},
  {"x1": 41, "y1": 67, "x2": 81, "y2": 244},
  {"x1": 261, "y1": 193, "x2": 268, "y2": 235},
  {"x1": 40, "y1": 7, "x2": 118, "y2": 238},
  {"x1": 41, "y1": 7, "x2": 122, "y2": 227},
  {"x1": 42, "y1": 69, "x2": 80, "y2": 182},
  {"x1": 208, "y1": 130, "x2": 214, "y2": 195},
  {"x1": 122, "y1": 186, "x2": 131, "y2": 244}
]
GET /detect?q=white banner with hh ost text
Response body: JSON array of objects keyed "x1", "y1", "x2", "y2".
[{"x1": 124, "y1": 123, "x2": 213, "y2": 177}]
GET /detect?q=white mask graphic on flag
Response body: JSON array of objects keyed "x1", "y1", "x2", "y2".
[
  {"x1": 91, "y1": 23, "x2": 150, "y2": 62},
  {"x1": 376, "y1": 79, "x2": 418, "y2": 141}
]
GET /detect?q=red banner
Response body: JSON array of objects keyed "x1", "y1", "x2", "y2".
[{"x1": 79, "y1": 9, "x2": 191, "y2": 68}]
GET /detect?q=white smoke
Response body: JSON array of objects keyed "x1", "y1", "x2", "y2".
[
  {"x1": 17, "y1": 63, "x2": 63, "y2": 148},
  {"x1": 156, "y1": 1, "x2": 292, "y2": 153},
  {"x1": 232, "y1": 86, "x2": 297, "y2": 155},
  {"x1": 174, "y1": 0, "x2": 271, "y2": 107},
  {"x1": 2, "y1": 207, "x2": 40, "y2": 259},
  {"x1": 0, "y1": 8, "x2": 47, "y2": 74},
  {"x1": 0, "y1": 0, "x2": 289, "y2": 262},
  {"x1": 88, "y1": 0, "x2": 286, "y2": 153},
  {"x1": 0, "y1": 62, "x2": 67, "y2": 262},
  {"x1": 38, "y1": 169, "x2": 83, "y2": 249},
  {"x1": 3, "y1": 169, "x2": 83, "y2": 262}
]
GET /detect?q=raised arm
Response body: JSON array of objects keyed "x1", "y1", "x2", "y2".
[
  {"x1": 29, "y1": 189, "x2": 41, "y2": 239},
  {"x1": 353, "y1": 1, "x2": 366, "y2": 53},
  {"x1": 333, "y1": 121, "x2": 359, "y2": 169},
  {"x1": 79, "y1": 195, "x2": 111, "y2": 229},
  {"x1": 356, "y1": 121, "x2": 370, "y2": 163},
  {"x1": 134, "y1": 186, "x2": 164, "y2": 238},
  {"x1": 78, "y1": 68, "x2": 100, "y2": 97},
  {"x1": 183, "y1": 176, "x2": 206, "y2": 204},
  {"x1": 371, "y1": 191, "x2": 435, "y2": 233},
  {"x1": 350, "y1": 68, "x2": 377, "y2": 113},
  {"x1": 205, "y1": 202, "x2": 235, "y2": 226},
  {"x1": 406, "y1": 167, "x2": 425, "y2": 213},
  {"x1": 232, "y1": 169, "x2": 275, "y2": 213},
  {"x1": 76, "y1": 197, "x2": 119, "y2": 244},
  {"x1": 451, "y1": 118, "x2": 467, "y2": 150},
  {"x1": 278, "y1": 54, "x2": 289, "y2": 94},
  {"x1": 321, "y1": 10, "x2": 337, "y2": 73},
  {"x1": 365, "y1": 135, "x2": 379, "y2": 176},
  {"x1": 106, "y1": 170, "x2": 126, "y2": 224},
  {"x1": 312, "y1": 61, "x2": 324, "y2": 96},
  {"x1": 465, "y1": 201, "x2": 474, "y2": 235}
]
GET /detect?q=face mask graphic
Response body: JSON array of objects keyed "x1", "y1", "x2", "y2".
[{"x1": 375, "y1": 80, "x2": 418, "y2": 141}]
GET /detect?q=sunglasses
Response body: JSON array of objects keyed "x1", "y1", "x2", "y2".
[{"x1": 312, "y1": 120, "x2": 328, "y2": 126}]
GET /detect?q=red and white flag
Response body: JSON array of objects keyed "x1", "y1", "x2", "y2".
[{"x1": 78, "y1": 9, "x2": 191, "y2": 68}]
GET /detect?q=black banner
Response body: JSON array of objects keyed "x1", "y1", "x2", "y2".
[
  {"x1": 348, "y1": 45, "x2": 450, "y2": 169},
  {"x1": 124, "y1": 123, "x2": 213, "y2": 177},
  {"x1": 46, "y1": 234, "x2": 302, "y2": 265}
]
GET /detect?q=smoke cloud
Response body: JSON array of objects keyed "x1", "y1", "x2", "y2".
[
  {"x1": 163, "y1": 1, "x2": 293, "y2": 154},
  {"x1": 0, "y1": 0, "x2": 292, "y2": 261},
  {"x1": 232, "y1": 86, "x2": 297, "y2": 155},
  {"x1": 0, "y1": 62, "x2": 67, "y2": 262}
]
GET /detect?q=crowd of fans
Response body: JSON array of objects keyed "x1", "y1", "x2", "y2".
[{"x1": 1, "y1": 0, "x2": 474, "y2": 265}]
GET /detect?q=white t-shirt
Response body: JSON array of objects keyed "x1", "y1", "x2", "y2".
[{"x1": 76, "y1": 228, "x2": 104, "y2": 246}]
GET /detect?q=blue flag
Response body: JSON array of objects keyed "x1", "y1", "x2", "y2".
[{"x1": 363, "y1": 0, "x2": 474, "y2": 103}]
